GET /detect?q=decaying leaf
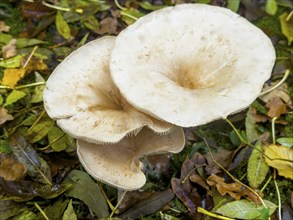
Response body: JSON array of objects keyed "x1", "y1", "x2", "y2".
[
  {"x1": 215, "y1": 199, "x2": 277, "y2": 219},
  {"x1": 205, "y1": 150, "x2": 233, "y2": 175},
  {"x1": 265, "y1": 96, "x2": 287, "y2": 118},
  {"x1": 9, "y1": 134, "x2": 52, "y2": 184},
  {"x1": 2, "y1": 68, "x2": 26, "y2": 88},
  {"x1": 264, "y1": 144, "x2": 293, "y2": 179},
  {"x1": 97, "y1": 17, "x2": 118, "y2": 35},
  {"x1": 0, "y1": 21, "x2": 10, "y2": 32},
  {"x1": 2, "y1": 39, "x2": 16, "y2": 59},
  {"x1": 119, "y1": 189, "x2": 174, "y2": 219},
  {"x1": 171, "y1": 153, "x2": 206, "y2": 219},
  {"x1": 0, "y1": 107, "x2": 14, "y2": 125},
  {"x1": 245, "y1": 107, "x2": 260, "y2": 143},
  {"x1": 0, "y1": 154, "x2": 27, "y2": 181},
  {"x1": 26, "y1": 119, "x2": 55, "y2": 143}
]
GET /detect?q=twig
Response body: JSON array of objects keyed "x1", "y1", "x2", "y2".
[
  {"x1": 271, "y1": 117, "x2": 277, "y2": 145},
  {"x1": 28, "y1": 110, "x2": 45, "y2": 132},
  {"x1": 22, "y1": 46, "x2": 38, "y2": 68}
]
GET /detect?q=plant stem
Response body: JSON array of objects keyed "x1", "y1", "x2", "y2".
[
  {"x1": 197, "y1": 207, "x2": 234, "y2": 220},
  {"x1": 35, "y1": 203, "x2": 49, "y2": 220},
  {"x1": 274, "y1": 170, "x2": 282, "y2": 220},
  {"x1": 109, "y1": 190, "x2": 127, "y2": 218},
  {"x1": 271, "y1": 117, "x2": 277, "y2": 145}
]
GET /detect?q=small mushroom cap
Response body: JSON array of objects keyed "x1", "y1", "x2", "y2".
[
  {"x1": 43, "y1": 37, "x2": 172, "y2": 144},
  {"x1": 77, "y1": 126, "x2": 185, "y2": 190},
  {"x1": 110, "y1": 4, "x2": 276, "y2": 127}
]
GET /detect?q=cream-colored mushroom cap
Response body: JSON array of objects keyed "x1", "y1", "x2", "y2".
[
  {"x1": 77, "y1": 126, "x2": 185, "y2": 190},
  {"x1": 43, "y1": 37, "x2": 172, "y2": 144},
  {"x1": 110, "y1": 4, "x2": 276, "y2": 127}
]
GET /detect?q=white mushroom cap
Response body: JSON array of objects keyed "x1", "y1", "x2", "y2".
[
  {"x1": 110, "y1": 4, "x2": 276, "y2": 127},
  {"x1": 43, "y1": 37, "x2": 172, "y2": 144},
  {"x1": 77, "y1": 126, "x2": 185, "y2": 190}
]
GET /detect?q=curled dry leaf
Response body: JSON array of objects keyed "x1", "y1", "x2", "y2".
[
  {"x1": 0, "y1": 107, "x2": 14, "y2": 125},
  {"x1": 0, "y1": 21, "x2": 10, "y2": 32},
  {"x1": 2, "y1": 39, "x2": 17, "y2": 59},
  {"x1": 265, "y1": 96, "x2": 287, "y2": 118},
  {"x1": 264, "y1": 144, "x2": 293, "y2": 179}
]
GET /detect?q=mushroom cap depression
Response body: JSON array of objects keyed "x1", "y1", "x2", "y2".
[
  {"x1": 110, "y1": 4, "x2": 276, "y2": 127},
  {"x1": 77, "y1": 126, "x2": 185, "y2": 190},
  {"x1": 43, "y1": 37, "x2": 172, "y2": 144}
]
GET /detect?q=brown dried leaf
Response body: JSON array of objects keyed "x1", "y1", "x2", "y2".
[
  {"x1": 0, "y1": 107, "x2": 14, "y2": 125},
  {"x1": 261, "y1": 83, "x2": 293, "y2": 109},
  {"x1": 2, "y1": 39, "x2": 16, "y2": 59},
  {"x1": 0, "y1": 21, "x2": 10, "y2": 32},
  {"x1": 265, "y1": 96, "x2": 287, "y2": 118},
  {"x1": 2, "y1": 68, "x2": 26, "y2": 88},
  {"x1": 0, "y1": 155, "x2": 27, "y2": 181},
  {"x1": 205, "y1": 150, "x2": 233, "y2": 175},
  {"x1": 97, "y1": 17, "x2": 118, "y2": 35},
  {"x1": 21, "y1": 1, "x2": 53, "y2": 19},
  {"x1": 23, "y1": 57, "x2": 48, "y2": 73}
]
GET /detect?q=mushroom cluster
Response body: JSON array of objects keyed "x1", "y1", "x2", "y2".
[{"x1": 43, "y1": 4, "x2": 275, "y2": 190}]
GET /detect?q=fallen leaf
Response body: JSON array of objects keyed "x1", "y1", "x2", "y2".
[
  {"x1": 0, "y1": 55, "x2": 23, "y2": 68},
  {"x1": 277, "y1": 137, "x2": 293, "y2": 148},
  {"x1": 119, "y1": 189, "x2": 174, "y2": 219},
  {"x1": 97, "y1": 17, "x2": 118, "y2": 35},
  {"x1": 205, "y1": 150, "x2": 233, "y2": 175},
  {"x1": 0, "y1": 107, "x2": 14, "y2": 125},
  {"x1": 2, "y1": 39, "x2": 17, "y2": 59},
  {"x1": 9, "y1": 134, "x2": 52, "y2": 184},
  {"x1": 26, "y1": 119, "x2": 55, "y2": 143},
  {"x1": 1, "y1": 68, "x2": 26, "y2": 88},
  {"x1": 245, "y1": 107, "x2": 260, "y2": 143},
  {"x1": 30, "y1": 72, "x2": 46, "y2": 103},
  {"x1": 215, "y1": 199, "x2": 277, "y2": 219},
  {"x1": 0, "y1": 200, "x2": 23, "y2": 219},
  {"x1": 23, "y1": 56, "x2": 48, "y2": 73},
  {"x1": 43, "y1": 199, "x2": 69, "y2": 220},
  {"x1": 264, "y1": 144, "x2": 293, "y2": 179},
  {"x1": 265, "y1": 0, "x2": 278, "y2": 15},
  {"x1": 247, "y1": 135, "x2": 270, "y2": 188},
  {"x1": 4, "y1": 90, "x2": 26, "y2": 106},
  {"x1": 63, "y1": 170, "x2": 109, "y2": 218},
  {"x1": 62, "y1": 199, "x2": 77, "y2": 220},
  {"x1": 0, "y1": 155, "x2": 27, "y2": 181},
  {"x1": 265, "y1": 96, "x2": 287, "y2": 118},
  {"x1": 0, "y1": 21, "x2": 10, "y2": 32},
  {"x1": 279, "y1": 12, "x2": 293, "y2": 45},
  {"x1": 206, "y1": 174, "x2": 243, "y2": 200},
  {"x1": 56, "y1": 11, "x2": 71, "y2": 40}
]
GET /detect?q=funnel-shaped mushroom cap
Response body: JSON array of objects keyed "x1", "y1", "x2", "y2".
[
  {"x1": 43, "y1": 37, "x2": 172, "y2": 144},
  {"x1": 110, "y1": 4, "x2": 276, "y2": 127},
  {"x1": 77, "y1": 126, "x2": 185, "y2": 190}
]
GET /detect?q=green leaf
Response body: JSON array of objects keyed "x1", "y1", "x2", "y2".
[
  {"x1": 26, "y1": 119, "x2": 54, "y2": 143},
  {"x1": 4, "y1": 90, "x2": 26, "y2": 106},
  {"x1": 64, "y1": 170, "x2": 109, "y2": 218},
  {"x1": 30, "y1": 72, "x2": 45, "y2": 103},
  {"x1": 0, "y1": 55, "x2": 23, "y2": 68},
  {"x1": 82, "y1": 15, "x2": 100, "y2": 32},
  {"x1": 62, "y1": 200, "x2": 77, "y2": 220},
  {"x1": 247, "y1": 140, "x2": 269, "y2": 188},
  {"x1": 0, "y1": 33, "x2": 13, "y2": 45},
  {"x1": 0, "y1": 139, "x2": 12, "y2": 153},
  {"x1": 16, "y1": 38, "x2": 47, "y2": 48},
  {"x1": 139, "y1": 1, "x2": 166, "y2": 11},
  {"x1": 48, "y1": 126, "x2": 68, "y2": 151},
  {"x1": 43, "y1": 199, "x2": 69, "y2": 220},
  {"x1": 12, "y1": 210, "x2": 37, "y2": 220},
  {"x1": 215, "y1": 199, "x2": 277, "y2": 219},
  {"x1": 245, "y1": 107, "x2": 260, "y2": 143},
  {"x1": 227, "y1": 0, "x2": 240, "y2": 12},
  {"x1": 279, "y1": 12, "x2": 293, "y2": 45},
  {"x1": 9, "y1": 134, "x2": 52, "y2": 185},
  {"x1": 276, "y1": 137, "x2": 293, "y2": 148},
  {"x1": 56, "y1": 11, "x2": 71, "y2": 39},
  {"x1": 265, "y1": 0, "x2": 278, "y2": 15},
  {"x1": 0, "y1": 200, "x2": 24, "y2": 220},
  {"x1": 0, "y1": 95, "x2": 3, "y2": 105}
]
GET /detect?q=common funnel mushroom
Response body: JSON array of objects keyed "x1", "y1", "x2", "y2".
[
  {"x1": 77, "y1": 126, "x2": 185, "y2": 190},
  {"x1": 110, "y1": 4, "x2": 276, "y2": 127},
  {"x1": 43, "y1": 37, "x2": 172, "y2": 144}
]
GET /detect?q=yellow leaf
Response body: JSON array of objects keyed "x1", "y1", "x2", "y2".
[
  {"x1": 264, "y1": 144, "x2": 293, "y2": 179},
  {"x1": 2, "y1": 68, "x2": 26, "y2": 88}
]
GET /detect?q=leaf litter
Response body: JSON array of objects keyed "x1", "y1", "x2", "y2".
[{"x1": 0, "y1": 0, "x2": 292, "y2": 219}]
